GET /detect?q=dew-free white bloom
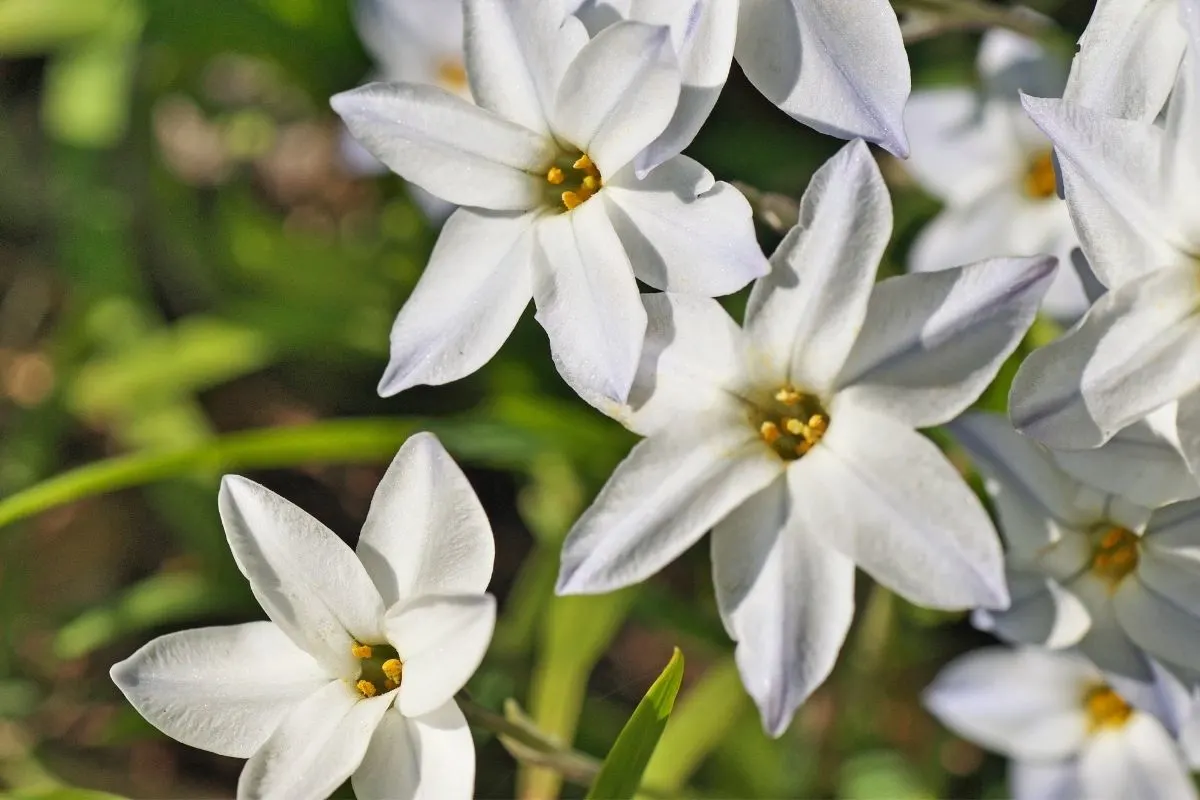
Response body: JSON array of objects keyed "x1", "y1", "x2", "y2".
[
  {"x1": 568, "y1": 0, "x2": 911, "y2": 169},
  {"x1": 111, "y1": 434, "x2": 496, "y2": 800},
  {"x1": 905, "y1": 30, "x2": 1087, "y2": 320},
  {"x1": 925, "y1": 647, "x2": 1197, "y2": 800},
  {"x1": 1010, "y1": 0, "x2": 1200, "y2": 467},
  {"x1": 332, "y1": 0, "x2": 768, "y2": 405},
  {"x1": 952, "y1": 413, "x2": 1200, "y2": 688},
  {"x1": 555, "y1": 139, "x2": 1056, "y2": 736}
]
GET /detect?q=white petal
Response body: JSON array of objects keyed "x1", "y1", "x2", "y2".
[
  {"x1": 805, "y1": 403, "x2": 1008, "y2": 609},
  {"x1": 1063, "y1": 0, "x2": 1186, "y2": 122},
  {"x1": 630, "y1": 0, "x2": 738, "y2": 174},
  {"x1": 835, "y1": 256, "x2": 1056, "y2": 429},
  {"x1": 711, "y1": 476, "x2": 856, "y2": 737},
  {"x1": 1072, "y1": 573, "x2": 1157, "y2": 683},
  {"x1": 1053, "y1": 407, "x2": 1200, "y2": 508},
  {"x1": 556, "y1": 421, "x2": 782, "y2": 594},
  {"x1": 1178, "y1": 390, "x2": 1200, "y2": 482},
  {"x1": 330, "y1": 83, "x2": 552, "y2": 211},
  {"x1": 110, "y1": 623, "x2": 330, "y2": 759},
  {"x1": 355, "y1": 0, "x2": 466, "y2": 90},
  {"x1": 463, "y1": 0, "x2": 588, "y2": 136},
  {"x1": 357, "y1": 433, "x2": 495, "y2": 607},
  {"x1": 238, "y1": 681, "x2": 392, "y2": 800},
  {"x1": 219, "y1": 476, "x2": 386, "y2": 677},
  {"x1": 1079, "y1": 715, "x2": 1196, "y2": 800},
  {"x1": 533, "y1": 200, "x2": 647, "y2": 405},
  {"x1": 621, "y1": 293, "x2": 750, "y2": 437},
  {"x1": 744, "y1": 139, "x2": 891, "y2": 393},
  {"x1": 1021, "y1": 95, "x2": 1182, "y2": 288},
  {"x1": 974, "y1": 567, "x2": 1091, "y2": 649},
  {"x1": 735, "y1": 0, "x2": 909, "y2": 155},
  {"x1": 923, "y1": 647, "x2": 1093, "y2": 761},
  {"x1": 1009, "y1": 759, "x2": 1083, "y2": 800},
  {"x1": 977, "y1": 29, "x2": 1067, "y2": 100},
  {"x1": 902, "y1": 90, "x2": 1016, "y2": 206},
  {"x1": 352, "y1": 703, "x2": 475, "y2": 800},
  {"x1": 385, "y1": 593, "x2": 496, "y2": 718},
  {"x1": 948, "y1": 413, "x2": 1092, "y2": 548},
  {"x1": 603, "y1": 156, "x2": 768, "y2": 296},
  {"x1": 1009, "y1": 266, "x2": 1200, "y2": 449},
  {"x1": 1115, "y1": 566, "x2": 1200, "y2": 672},
  {"x1": 377, "y1": 208, "x2": 535, "y2": 396},
  {"x1": 552, "y1": 21, "x2": 680, "y2": 175}
]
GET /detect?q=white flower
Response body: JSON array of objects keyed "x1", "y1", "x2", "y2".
[
  {"x1": 1010, "y1": 0, "x2": 1200, "y2": 466},
  {"x1": 332, "y1": 0, "x2": 768, "y2": 404},
  {"x1": 110, "y1": 434, "x2": 496, "y2": 800},
  {"x1": 904, "y1": 30, "x2": 1087, "y2": 321},
  {"x1": 925, "y1": 647, "x2": 1197, "y2": 800},
  {"x1": 1063, "y1": 0, "x2": 1187, "y2": 121},
  {"x1": 554, "y1": 139, "x2": 1057, "y2": 736},
  {"x1": 952, "y1": 413, "x2": 1200, "y2": 688},
  {"x1": 567, "y1": 0, "x2": 911, "y2": 171}
]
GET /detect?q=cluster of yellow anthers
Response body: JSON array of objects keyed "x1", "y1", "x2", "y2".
[
  {"x1": 351, "y1": 642, "x2": 403, "y2": 698},
  {"x1": 1084, "y1": 684, "x2": 1133, "y2": 732},
  {"x1": 758, "y1": 387, "x2": 830, "y2": 460},
  {"x1": 547, "y1": 153, "x2": 603, "y2": 211},
  {"x1": 1022, "y1": 150, "x2": 1058, "y2": 201},
  {"x1": 1089, "y1": 526, "x2": 1140, "y2": 589}
]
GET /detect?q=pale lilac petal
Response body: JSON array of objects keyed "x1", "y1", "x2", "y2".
[
  {"x1": 357, "y1": 433, "x2": 495, "y2": 606},
  {"x1": 973, "y1": 567, "x2": 1091, "y2": 649},
  {"x1": 377, "y1": 209, "x2": 535, "y2": 396},
  {"x1": 1009, "y1": 759, "x2": 1083, "y2": 800},
  {"x1": 1178, "y1": 390, "x2": 1200, "y2": 481},
  {"x1": 744, "y1": 139, "x2": 891, "y2": 393},
  {"x1": 218, "y1": 476, "x2": 386, "y2": 677},
  {"x1": 977, "y1": 29, "x2": 1067, "y2": 100},
  {"x1": 1078, "y1": 715, "x2": 1196, "y2": 800},
  {"x1": 902, "y1": 90, "x2": 1016, "y2": 206},
  {"x1": 1071, "y1": 574, "x2": 1157, "y2": 683},
  {"x1": 1115, "y1": 566, "x2": 1200, "y2": 672},
  {"x1": 110, "y1": 623, "x2": 330, "y2": 759},
  {"x1": 711, "y1": 476, "x2": 855, "y2": 737},
  {"x1": 352, "y1": 703, "x2": 474, "y2": 800}
]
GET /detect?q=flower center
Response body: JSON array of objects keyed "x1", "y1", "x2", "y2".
[
  {"x1": 1022, "y1": 150, "x2": 1057, "y2": 200},
  {"x1": 436, "y1": 59, "x2": 469, "y2": 91},
  {"x1": 1089, "y1": 525, "x2": 1139, "y2": 589},
  {"x1": 350, "y1": 641, "x2": 403, "y2": 698},
  {"x1": 546, "y1": 152, "x2": 602, "y2": 211},
  {"x1": 1084, "y1": 684, "x2": 1133, "y2": 732},
  {"x1": 752, "y1": 386, "x2": 830, "y2": 461}
]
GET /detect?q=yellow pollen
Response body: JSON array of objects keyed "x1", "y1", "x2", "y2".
[
  {"x1": 1085, "y1": 685, "x2": 1133, "y2": 731},
  {"x1": 1090, "y1": 525, "x2": 1140, "y2": 589},
  {"x1": 795, "y1": 440, "x2": 813, "y2": 457},
  {"x1": 582, "y1": 175, "x2": 600, "y2": 191},
  {"x1": 546, "y1": 166, "x2": 565, "y2": 185},
  {"x1": 784, "y1": 418, "x2": 805, "y2": 436},
  {"x1": 1023, "y1": 150, "x2": 1058, "y2": 200},
  {"x1": 760, "y1": 421, "x2": 781, "y2": 444},
  {"x1": 754, "y1": 385, "x2": 830, "y2": 461},
  {"x1": 382, "y1": 658, "x2": 403, "y2": 684},
  {"x1": 807, "y1": 415, "x2": 828, "y2": 436},
  {"x1": 351, "y1": 642, "x2": 373, "y2": 659},
  {"x1": 573, "y1": 154, "x2": 593, "y2": 170},
  {"x1": 562, "y1": 191, "x2": 584, "y2": 210},
  {"x1": 437, "y1": 59, "x2": 469, "y2": 90},
  {"x1": 356, "y1": 679, "x2": 378, "y2": 698},
  {"x1": 546, "y1": 151, "x2": 603, "y2": 211},
  {"x1": 774, "y1": 388, "x2": 802, "y2": 406},
  {"x1": 384, "y1": 679, "x2": 399, "y2": 691}
]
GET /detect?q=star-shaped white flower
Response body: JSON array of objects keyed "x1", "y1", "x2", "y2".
[
  {"x1": 554, "y1": 139, "x2": 1057, "y2": 736},
  {"x1": 332, "y1": 0, "x2": 768, "y2": 404},
  {"x1": 111, "y1": 434, "x2": 496, "y2": 800},
  {"x1": 905, "y1": 30, "x2": 1087, "y2": 320},
  {"x1": 566, "y1": 0, "x2": 911, "y2": 172},
  {"x1": 925, "y1": 647, "x2": 1197, "y2": 800},
  {"x1": 952, "y1": 414, "x2": 1200, "y2": 686},
  {"x1": 1010, "y1": 0, "x2": 1200, "y2": 473}
]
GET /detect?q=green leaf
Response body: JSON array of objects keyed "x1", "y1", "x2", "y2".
[{"x1": 587, "y1": 647, "x2": 685, "y2": 800}]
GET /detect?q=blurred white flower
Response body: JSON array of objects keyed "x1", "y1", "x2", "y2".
[
  {"x1": 332, "y1": 0, "x2": 767, "y2": 404},
  {"x1": 555, "y1": 139, "x2": 1057, "y2": 736},
  {"x1": 925, "y1": 647, "x2": 1197, "y2": 800},
  {"x1": 111, "y1": 434, "x2": 496, "y2": 800},
  {"x1": 905, "y1": 30, "x2": 1087, "y2": 321},
  {"x1": 953, "y1": 413, "x2": 1200, "y2": 688},
  {"x1": 1010, "y1": 0, "x2": 1200, "y2": 465},
  {"x1": 567, "y1": 0, "x2": 911, "y2": 171}
]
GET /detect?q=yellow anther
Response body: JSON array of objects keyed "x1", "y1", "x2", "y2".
[
  {"x1": 1085, "y1": 685, "x2": 1132, "y2": 731},
  {"x1": 437, "y1": 60, "x2": 469, "y2": 90},
  {"x1": 774, "y1": 388, "x2": 802, "y2": 406},
  {"x1": 382, "y1": 658, "x2": 403, "y2": 685},
  {"x1": 784, "y1": 418, "x2": 805, "y2": 436},
  {"x1": 547, "y1": 166, "x2": 565, "y2": 185},
  {"x1": 807, "y1": 414, "x2": 829, "y2": 437},
  {"x1": 356, "y1": 679, "x2": 378, "y2": 698},
  {"x1": 573, "y1": 154, "x2": 593, "y2": 171},
  {"x1": 1023, "y1": 150, "x2": 1057, "y2": 200},
  {"x1": 795, "y1": 440, "x2": 813, "y2": 457},
  {"x1": 760, "y1": 421, "x2": 781, "y2": 445},
  {"x1": 562, "y1": 191, "x2": 583, "y2": 211},
  {"x1": 1090, "y1": 525, "x2": 1139, "y2": 588},
  {"x1": 351, "y1": 642, "x2": 373, "y2": 659},
  {"x1": 384, "y1": 679, "x2": 399, "y2": 691},
  {"x1": 582, "y1": 175, "x2": 600, "y2": 191}
]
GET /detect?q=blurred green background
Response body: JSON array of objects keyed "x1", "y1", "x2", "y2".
[{"x1": 0, "y1": 1, "x2": 1090, "y2": 797}]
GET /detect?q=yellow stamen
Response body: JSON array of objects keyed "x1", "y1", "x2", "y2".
[
  {"x1": 562, "y1": 191, "x2": 583, "y2": 211},
  {"x1": 351, "y1": 642, "x2": 373, "y2": 659},
  {"x1": 546, "y1": 166, "x2": 565, "y2": 185},
  {"x1": 795, "y1": 440, "x2": 813, "y2": 457},
  {"x1": 356, "y1": 679, "x2": 378, "y2": 698},
  {"x1": 774, "y1": 388, "x2": 802, "y2": 406},
  {"x1": 573, "y1": 154, "x2": 593, "y2": 171},
  {"x1": 384, "y1": 679, "x2": 399, "y2": 691},
  {"x1": 1085, "y1": 685, "x2": 1133, "y2": 731},
  {"x1": 760, "y1": 421, "x2": 781, "y2": 445},
  {"x1": 1023, "y1": 150, "x2": 1058, "y2": 200},
  {"x1": 437, "y1": 60, "x2": 469, "y2": 90},
  {"x1": 807, "y1": 415, "x2": 828, "y2": 436},
  {"x1": 1090, "y1": 525, "x2": 1139, "y2": 589},
  {"x1": 784, "y1": 418, "x2": 805, "y2": 436},
  {"x1": 582, "y1": 175, "x2": 600, "y2": 191},
  {"x1": 382, "y1": 658, "x2": 403, "y2": 685},
  {"x1": 755, "y1": 385, "x2": 830, "y2": 462}
]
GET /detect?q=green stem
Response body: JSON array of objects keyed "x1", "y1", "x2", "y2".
[{"x1": 0, "y1": 417, "x2": 545, "y2": 531}]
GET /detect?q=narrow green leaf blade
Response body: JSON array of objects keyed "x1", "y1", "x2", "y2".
[{"x1": 587, "y1": 647, "x2": 685, "y2": 800}]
